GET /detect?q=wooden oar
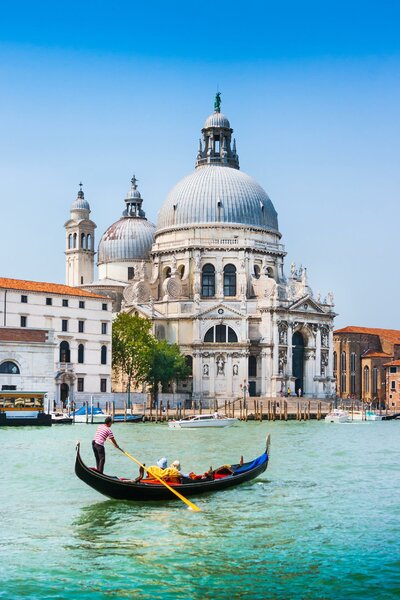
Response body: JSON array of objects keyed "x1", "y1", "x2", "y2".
[{"x1": 117, "y1": 447, "x2": 202, "y2": 512}]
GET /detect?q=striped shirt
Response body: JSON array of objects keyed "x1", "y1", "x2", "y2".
[{"x1": 94, "y1": 424, "x2": 115, "y2": 446}]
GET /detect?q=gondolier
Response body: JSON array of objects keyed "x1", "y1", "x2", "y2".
[{"x1": 92, "y1": 416, "x2": 120, "y2": 473}]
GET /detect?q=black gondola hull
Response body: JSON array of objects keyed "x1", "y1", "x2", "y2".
[{"x1": 75, "y1": 436, "x2": 270, "y2": 501}]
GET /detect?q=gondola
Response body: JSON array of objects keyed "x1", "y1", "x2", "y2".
[{"x1": 75, "y1": 435, "x2": 271, "y2": 501}]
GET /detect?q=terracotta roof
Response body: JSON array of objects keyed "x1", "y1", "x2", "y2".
[
  {"x1": 362, "y1": 350, "x2": 391, "y2": 358},
  {"x1": 0, "y1": 277, "x2": 109, "y2": 299},
  {"x1": 384, "y1": 360, "x2": 400, "y2": 367},
  {"x1": 334, "y1": 326, "x2": 400, "y2": 344}
]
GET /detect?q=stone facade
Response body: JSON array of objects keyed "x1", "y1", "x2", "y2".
[
  {"x1": 333, "y1": 326, "x2": 400, "y2": 406},
  {"x1": 0, "y1": 278, "x2": 112, "y2": 405},
  {"x1": 384, "y1": 360, "x2": 400, "y2": 411},
  {"x1": 75, "y1": 98, "x2": 336, "y2": 402}
]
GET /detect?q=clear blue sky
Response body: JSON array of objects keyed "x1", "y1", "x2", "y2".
[{"x1": 1, "y1": 0, "x2": 399, "y2": 328}]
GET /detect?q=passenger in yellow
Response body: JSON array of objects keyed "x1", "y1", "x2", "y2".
[{"x1": 146, "y1": 457, "x2": 182, "y2": 483}]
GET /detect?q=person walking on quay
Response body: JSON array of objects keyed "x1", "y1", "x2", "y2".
[{"x1": 92, "y1": 416, "x2": 120, "y2": 473}]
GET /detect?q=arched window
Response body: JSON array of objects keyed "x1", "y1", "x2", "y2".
[
  {"x1": 223, "y1": 264, "x2": 236, "y2": 296},
  {"x1": 372, "y1": 367, "x2": 378, "y2": 395},
  {"x1": 266, "y1": 267, "x2": 274, "y2": 278},
  {"x1": 73, "y1": 233, "x2": 77, "y2": 249},
  {"x1": 68, "y1": 234, "x2": 73, "y2": 249},
  {"x1": 178, "y1": 265, "x2": 185, "y2": 279},
  {"x1": 203, "y1": 325, "x2": 238, "y2": 343},
  {"x1": 78, "y1": 344, "x2": 84, "y2": 364},
  {"x1": 59, "y1": 341, "x2": 70, "y2": 363},
  {"x1": 350, "y1": 352, "x2": 356, "y2": 372},
  {"x1": 333, "y1": 351, "x2": 337, "y2": 373},
  {"x1": 201, "y1": 264, "x2": 215, "y2": 297},
  {"x1": 364, "y1": 366, "x2": 370, "y2": 394},
  {"x1": 0, "y1": 361, "x2": 20, "y2": 374},
  {"x1": 164, "y1": 267, "x2": 171, "y2": 279},
  {"x1": 101, "y1": 345, "x2": 107, "y2": 365},
  {"x1": 253, "y1": 265, "x2": 260, "y2": 279},
  {"x1": 248, "y1": 356, "x2": 257, "y2": 377},
  {"x1": 87, "y1": 233, "x2": 92, "y2": 250},
  {"x1": 81, "y1": 233, "x2": 86, "y2": 249},
  {"x1": 340, "y1": 351, "x2": 346, "y2": 372}
]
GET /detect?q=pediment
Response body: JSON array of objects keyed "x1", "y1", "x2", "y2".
[
  {"x1": 197, "y1": 303, "x2": 245, "y2": 320},
  {"x1": 289, "y1": 295, "x2": 325, "y2": 314}
]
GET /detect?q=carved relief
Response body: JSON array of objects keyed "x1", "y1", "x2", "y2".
[
  {"x1": 216, "y1": 354, "x2": 225, "y2": 375},
  {"x1": 321, "y1": 351, "x2": 329, "y2": 376},
  {"x1": 278, "y1": 321, "x2": 288, "y2": 345},
  {"x1": 203, "y1": 364, "x2": 209, "y2": 376},
  {"x1": 278, "y1": 348, "x2": 287, "y2": 375},
  {"x1": 321, "y1": 326, "x2": 329, "y2": 348}
]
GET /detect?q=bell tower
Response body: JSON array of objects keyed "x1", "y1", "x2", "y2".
[{"x1": 64, "y1": 183, "x2": 96, "y2": 286}]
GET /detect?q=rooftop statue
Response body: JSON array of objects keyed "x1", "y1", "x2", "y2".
[{"x1": 214, "y1": 92, "x2": 221, "y2": 112}]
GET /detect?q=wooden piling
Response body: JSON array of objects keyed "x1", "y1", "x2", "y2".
[{"x1": 123, "y1": 401, "x2": 127, "y2": 422}]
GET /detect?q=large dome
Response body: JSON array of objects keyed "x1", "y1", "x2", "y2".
[
  {"x1": 98, "y1": 217, "x2": 155, "y2": 264},
  {"x1": 156, "y1": 165, "x2": 279, "y2": 233}
]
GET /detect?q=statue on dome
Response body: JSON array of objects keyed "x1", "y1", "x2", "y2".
[{"x1": 214, "y1": 92, "x2": 221, "y2": 112}]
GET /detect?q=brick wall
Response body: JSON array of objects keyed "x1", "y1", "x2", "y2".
[{"x1": 0, "y1": 327, "x2": 48, "y2": 343}]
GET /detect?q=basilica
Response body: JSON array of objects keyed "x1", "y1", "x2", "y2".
[{"x1": 65, "y1": 95, "x2": 336, "y2": 402}]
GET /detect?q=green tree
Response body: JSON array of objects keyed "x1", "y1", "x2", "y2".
[
  {"x1": 148, "y1": 340, "x2": 191, "y2": 406},
  {"x1": 112, "y1": 313, "x2": 154, "y2": 405}
]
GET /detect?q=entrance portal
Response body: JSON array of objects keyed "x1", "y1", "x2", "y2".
[
  {"x1": 60, "y1": 383, "x2": 69, "y2": 408},
  {"x1": 292, "y1": 332, "x2": 305, "y2": 395}
]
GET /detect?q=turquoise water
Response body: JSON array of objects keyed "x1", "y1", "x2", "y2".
[{"x1": 1, "y1": 421, "x2": 399, "y2": 599}]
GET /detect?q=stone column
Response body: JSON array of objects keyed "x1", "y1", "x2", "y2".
[
  {"x1": 287, "y1": 323, "x2": 293, "y2": 377},
  {"x1": 315, "y1": 327, "x2": 322, "y2": 377},
  {"x1": 209, "y1": 353, "x2": 216, "y2": 398},
  {"x1": 192, "y1": 350, "x2": 201, "y2": 398},
  {"x1": 226, "y1": 353, "x2": 233, "y2": 397}
]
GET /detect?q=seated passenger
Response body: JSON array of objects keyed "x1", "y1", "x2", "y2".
[
  {"x1": 146, "y1": 457, "x2": 168, "y2": 479},
  {"x1": 170, "y1": 460, "x2": 190, "y2": 479}
]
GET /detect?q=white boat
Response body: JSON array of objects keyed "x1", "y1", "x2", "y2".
[
  {"x1": 50, "y1": 411, "x2": 73, "y2": 424},
  {"x1": 71, "y1": 406, "x2": 111, "y2": 423},
  {"x1": 348, "y1": 410, "x2": 383, "y2": 422},
  {"x1": 169, "y1": 414, "x2": 238, "y2": 429},
  {"x1": 365, "y1": 410, "x2": 383, "y2": 421},
  {"x1": 324, "y1": 409, "x2": 350, "y2": 423}
]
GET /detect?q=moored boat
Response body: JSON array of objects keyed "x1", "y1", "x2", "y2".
[
  {"x1": 75, "y1": 435, "x2": 271, "y2": 501},
  {"x1": 112, "y1": 414, "x2": 143, "y2": 423},
  {"x1": 0, "y1": 391, "x2": 51, "y2": 426},
  {"x1": 324, "y1": 409, "x2": 350, "y2": 423},
  {"x1": 50, "y1": 412, "x2": 73, "y2": 424},
  {"x1": 169, "y1": 413, "x2": 238, "y2": 429},
  {"x1": 71, "y1": 406, "x2": 111, "y2": 423}
]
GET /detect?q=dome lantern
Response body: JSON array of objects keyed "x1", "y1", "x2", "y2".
[{"x1": 196, "y1": 92, "x2": 239, "y2": 170}]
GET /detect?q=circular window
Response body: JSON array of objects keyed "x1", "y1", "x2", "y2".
[{"x1": 218, "y1": 308, "x2": 224, "y2": 315}]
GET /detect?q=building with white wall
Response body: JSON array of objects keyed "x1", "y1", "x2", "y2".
[{"x1": 0, "y1": 278, "x2": 112, "y2": 406}]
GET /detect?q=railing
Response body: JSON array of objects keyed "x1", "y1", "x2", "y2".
[
  {"x1": 56, "y1": 362, "x2": 74, "y2": 371},
  {"x1": 153, "y1": 238, "x2": 285, "y2": 253}
]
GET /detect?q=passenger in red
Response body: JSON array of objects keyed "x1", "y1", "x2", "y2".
[{"x1": 92, "y1": 416, "x2": 120, "y2": 473}]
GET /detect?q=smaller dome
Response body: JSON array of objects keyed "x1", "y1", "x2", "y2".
[
  {"x1": 204, "y1": 111, "x2": 230, "y2": 129},
  {"x1": 98, "y1": 217, "x2": 155, "y2": 264},
  {"x1": 71, "y1": 184, "x2": 90, "y2": 211}
]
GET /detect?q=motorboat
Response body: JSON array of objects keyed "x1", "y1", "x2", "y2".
[
  {"x1": 50, "y1": 411, "x2": 73, "y2": 424},
  {"x1": 71, "y1": 406, "x2": 111, "y2": 423},
  {"x1": 168, "y1": 413, "x2": 238, "y2": 429},
  {"x1": 348, "y1": 410, "x2": 383, "y2": 422},
  {"x1": 112, "y1": 414, "x2": 143, "y2": 423},
  {"x1": 365, "y1": 410, "x2": 383, "y2": 421},
  {"x1": 324, "y1": 409, "x2": 350, "y2": 423}
]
